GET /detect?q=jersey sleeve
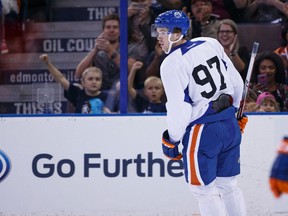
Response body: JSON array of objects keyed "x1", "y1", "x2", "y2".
[{"x1": 160, "y1": 57, "x2": 192, "y2": 143}]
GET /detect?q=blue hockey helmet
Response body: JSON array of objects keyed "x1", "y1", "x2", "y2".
[{"x1": 154, "y1": 10, "x2": 189, "y2": 36}]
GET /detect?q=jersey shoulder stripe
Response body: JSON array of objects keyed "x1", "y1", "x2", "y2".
[{"x1": 180, "y1": 40, "x2": 205, "y2": 55}]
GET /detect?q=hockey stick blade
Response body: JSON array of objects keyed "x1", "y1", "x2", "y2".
[{"x1": 237, "y1": 42, "x2": 259, "y2": 119}]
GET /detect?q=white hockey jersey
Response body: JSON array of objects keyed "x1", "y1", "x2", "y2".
[{"x1": 160, "y1": 37, "x2": 244, "y2": 142}]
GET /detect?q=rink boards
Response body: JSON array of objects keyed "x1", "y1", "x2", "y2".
[{"x1": 0, "y1": 114, "x2": 287, "y2": 216}]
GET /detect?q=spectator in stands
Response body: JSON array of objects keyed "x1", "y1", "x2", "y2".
[
  {"x1": 0, "y1": 0, "x2": 19, "y2": 54},
  {"x1": 246, "y1": 87, "x2": 258, "y2": 103},
  {"x1": 242, "y1": 0, "x2": 288, "y2": 23},
  {"x1": 128, "y1": 0, "x2": 158, "y2": 89},
  {"x1": 229, "y1": 0, "x2": 251, "y2": 23},
  {"x1": 217, "y1": 19, "x2": 250, "y2": 81},
  {"x1": 244, "y1": 91, "x2": 280, "y2": 112},
  {"x1": 105, "y1": 80, "x2": 136, "y2": 113},
  {"x1": 128, "y1": 61, "x2": 166, "y2": 113},
  {"x1": 1, "y1": 11, "x2": 6, "y2": 54},
  {"x1": 243, "y1": 101, "x2": 258, "y2": 112},
  {"x1": 128, "y1": 0, "x2": 157, "y2": 53},
  {"x1": 274, "y1": 21, "x2": 288, "y2": 83},
  {"x1": 76, "y1": 12, "x2": 150, "y2": 92},
  {"x1": 1, "y1": 0, "x2": 8, "y2": 54},
  {"x1": 75, "y1": 13, "x2": 121, "y2": 91},
  {"x1": 256, "y1": 91, "x2": 280, "y2": 112},
  {"x1": 145, "y1": 41, "x2": 166, "y2": 78},
  {"x1": 243, "y1": 89, "x2": 258, "y2": 111},
  {"x1": 209, "y1": 0, "x2": 249, "y2": 21},
  {"x1": 40, "y1": 54, "x2": 110, "y2": 114},
  {"x1": 151, "y1": 0, "x2": 184, "y2": 16},
  {"x1": 182, "y1": 0, "x2": 249, "y2": 23},
  {"x1": 144, "y1": 42, "x2": 167, "y2": 105},
  {"x1": 186, "y1": 0, "x2": 221, "y2": 39},
  {"x1": 249, "y1": 51, "x2": 288, "y2": 111}
]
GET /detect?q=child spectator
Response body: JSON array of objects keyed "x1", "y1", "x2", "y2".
[
  {"x1": 39, "y1": 54, "x2": 110, "y2": 114},
  {"x1": 128, "y1": 61, "x2": 166, "y2": 113},
  {"x1": 250, "y1": 51, "x2": 288, "y2": 111},
  {"x1": 75, "y1": 13, "x2": 121, "y2": 91},
  {"x1": 256, "y1": 92, "x2": 280, "y2": 112}
]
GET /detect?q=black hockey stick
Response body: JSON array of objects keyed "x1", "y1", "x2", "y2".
[{"x1": 237, "y1": 42, "x2": 259, "y2": 119}]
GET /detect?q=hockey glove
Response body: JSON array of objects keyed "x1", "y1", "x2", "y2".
[
  {"x1": 238, "y1": 114, "x2": 248, "y2": 134},
  {"x1": 162, "y1": 130, "x2": 182, "y2": 160},
  {"x1": 270, "y1": 137, "x2": 288, "y2": 198}
]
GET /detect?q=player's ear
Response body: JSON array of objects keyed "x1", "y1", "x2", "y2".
[
  {"x1": 170, "y1": 32, "x2": 181, "y2": 41},
  {"x1": 176, "y1": 32, "x2": 182, "y2": 40},
  {"x1": 172, "y1": 28, "x2": 183, "y2": 41}
]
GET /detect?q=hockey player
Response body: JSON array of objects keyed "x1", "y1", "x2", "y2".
[
  {"x1": 154, "y1": 10, "x2": 248, "y2": 215},
  {"x1": 270, "y1": 136, "x2": 288, "y2": 198}
]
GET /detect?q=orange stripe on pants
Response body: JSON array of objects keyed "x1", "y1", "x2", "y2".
[{"x1": 190, "y1": 124, "x2": 201, "y2": 185}]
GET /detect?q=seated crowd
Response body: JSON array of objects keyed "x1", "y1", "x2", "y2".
[{"x1": 2, "y1": 0, "x2": 288, "y2": 113}]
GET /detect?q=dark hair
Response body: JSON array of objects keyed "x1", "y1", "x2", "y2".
[
  {"x1": 102, "y1": 13, "x2": 120, "y2": 30},
  {"x1": 251, "y1": 51, "x2": 286, "y2": 84},
  {"x1": 280, "y1": 21, "x2": 288, "y2": 47}
]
